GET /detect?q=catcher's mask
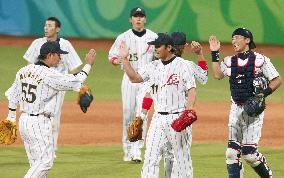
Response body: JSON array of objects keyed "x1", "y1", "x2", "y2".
[{"x1": 232, "y1": 28, "x2": 256, "y2": 49}]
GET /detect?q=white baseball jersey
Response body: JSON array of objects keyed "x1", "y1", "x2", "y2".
[
  {"x1": 108, "y1": 29, "x2": 157, "y2": 161},
  {"x1": 141, "y1": 56, "x2": 196, "y2": 178},
  {"x1": 108, "y1": 29, "x2": 157, "y2": 71},
  {"x1": 5, "y1": 63, "x2": 87, "y2": 115},
  {"x1": 220, "y1": 52, "x2": 279, "y2": 144},
  {"x1": 23, "y1": 37, "x2": 82, "y2": 74}
]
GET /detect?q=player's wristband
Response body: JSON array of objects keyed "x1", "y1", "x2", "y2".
[
  {"x1": 211, "y1": 51, "x2": 220, "y2": 62},
  {"x1": 198, "y1": 60, "x2": 208, "y2": 70},
  {"x1": 263, "y1": 87, "x2": 272, "y2": 97},
  {"x1": 7, "y1": 108, "x2": 16, "y2": 121},
  {"x1": 142, "y1": 97, "x2": 153, "y2": 110},
  {"x1": 110, "y1": 57, "x2": 118, "y2": 65},
  {"x1": 81, "y1": 64, "x2": 91, "y2": 75}
]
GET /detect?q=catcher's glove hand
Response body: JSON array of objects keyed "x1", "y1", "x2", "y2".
[
  {"x1": 0, "y1": 119, "x2": 17, "y2": 145},
  {"x1": 244, "y1": 95, "x2": 265, "y2": 117},
  {"x1": 127, "y1": 116, "x2": 143, "y2": 142},
  {"x1": 78, "y1": 86, "x2": 93, "y2": 113},
  {"x1": 171, "y1": 109, "x2": 197, "y2": 132}
]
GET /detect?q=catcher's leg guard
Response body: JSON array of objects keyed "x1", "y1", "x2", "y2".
[
  {"x1": 242, "y1": 145, "x2": 272, "y2": 178},
  {"x1": 226, "y1": 141, "x2": 243, "y2": 178}
]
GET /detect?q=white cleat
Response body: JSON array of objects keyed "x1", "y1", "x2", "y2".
[{"x1": 123, "y1": 154, "x2": 132, "y2": 162}]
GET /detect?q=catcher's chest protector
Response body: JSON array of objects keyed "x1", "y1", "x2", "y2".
[{"x1": 230, "y1": 51, "x2": 255, "y2": 103}]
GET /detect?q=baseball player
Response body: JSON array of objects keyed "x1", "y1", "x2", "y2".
[
  {"x1": 209, "y1": 28, "x2": 282, "y2": 178},
  {"x1": 119, "y1": 33, "x2": 197, "y2": 178},
  {"x1": 5, "y1": 41, "x2": 96, "y2": 178},
  {"x1": 138, "y1": 32, "x2": 208, "y2": 178},
  {"x1": 108, "y1": 7, "x2": 157, "y2": 162},
  {"x1": 23, "y1": 17, "x2": 82, "y2": 156}
]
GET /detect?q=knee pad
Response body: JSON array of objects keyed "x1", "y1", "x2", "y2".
[
  {"x1": 226, "y1": 141, "x2": 241, "y2": 164},
  {"x1": 242, "y1": 146, "x2": 259, "y2": 167}
]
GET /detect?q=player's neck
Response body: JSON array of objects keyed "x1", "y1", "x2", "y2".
[
  {"x1": 46, "y1": 35, "x2": 59, "y2": 41},
  {"x1": 132, "y1": 29, "x2": 146, "y2": 37},
  {"x1": 161, "y1": 55, "x2": 176, "y2": 65}
]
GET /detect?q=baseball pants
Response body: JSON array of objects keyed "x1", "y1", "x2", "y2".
[
  {"x1": 141, "y1": 112, "x2": 193, "y2": 178},
  {"x1": 19, "y1": 114, "x2": 55, "y2": 178}
]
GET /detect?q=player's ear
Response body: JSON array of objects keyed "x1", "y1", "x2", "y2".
[
  {"x1": 56, "y1": 27, "x2": 61, "y2": 33},
  {"x1": 245, "y1": 37, "x2": 251, "y2": 45}
]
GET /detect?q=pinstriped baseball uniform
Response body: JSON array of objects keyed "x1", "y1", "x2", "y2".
[
  {"x1": 139, "y1": 58, "x2": 207, "y2": 178},
  {"x1": 108, "y1": 29, "x2": 157, "y2": 160},
  {"x1": 221, "y1": 52, "x2": 279, "y2": 144},
  {"x1": 140, "y1": 56, "x2": 196, "y2": 178},
  {"x1": 23, "y1": 37, "x2": 82, "y2": 152},
  {"x1": 220, "y1": 52, "x2": 279, "y2": 177},
  {"x1": 5, "y1": 62, "x2": 89, "y2": 178}
]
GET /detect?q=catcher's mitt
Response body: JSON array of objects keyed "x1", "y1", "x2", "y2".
[
  {"x1": 0, "y1": 119, "x2": 17, "y2": 145},
  {"x1": 78, "y1": 86, "x2": 93, "y2": 113},
  {"x1": 127, "y1": 116, "x2": 143, "y2": 142},
  {"x1": 171, "y1": 109, "x2": 197, "y2": 132},
  {"x1": 244, "y1": 95, "x2": 265, "y2": 117}
]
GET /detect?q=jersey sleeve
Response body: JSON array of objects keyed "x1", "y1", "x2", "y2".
[
  {"x1": 62, "y1": 40, "x2": 82, "y2": 71},
  {"x1": 261, "y1": 56, "x2": 280, "y2": 80},
  {"x1": 108, "y1": 34, "x2": 124, "y2": 62},
  {"x1": 5, "y1": 73, "x2": 21, "y2": 109},
  {"x1": 188, "y1": 61, "x2": 208, "y2": 85},
  {"x1": 183, "y1": 63, "x2": 196, "y2": 90},
  {"x1": 23, "y1": 40, "x2": 40, "y2": 64},
  {"x1": 220, "y1": 56, "x2": 231, "y2": 76},
  {"x1": 44, "y1": 69, "x2": 88, "y2": 92}
]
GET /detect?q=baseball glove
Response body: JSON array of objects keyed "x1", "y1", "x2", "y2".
[
  {"x1": 127, "y1": 116, "x2": 143, "y2": 142},
  {"x1": 0, "y1": 119, "x2": 17, "y2": 145},
  {"x1": 78, "y1": 85, "x2": 93, "y2": 113},
  {"x1": 171, "y1": 109, "x2": 197, "y2": 132},
  {"x1": 244, "y1": 95, "x2": 265, "y2": 117}
]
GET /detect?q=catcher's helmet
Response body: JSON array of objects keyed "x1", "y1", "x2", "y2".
[{"x1": 232, "y1": 28, "x2": 256, "y2": 49}]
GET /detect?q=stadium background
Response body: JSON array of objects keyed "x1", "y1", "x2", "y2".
[{"x1": 0, "y1": 1, "x2": 283, "y2": 177}]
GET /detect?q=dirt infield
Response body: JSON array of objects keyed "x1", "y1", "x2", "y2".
[
  {"x1": 0, "y1": 35, "x2": 283, "y2": 148},
  {"x1": 0, "y1": 101, "x2": 283, "y2": 148}
]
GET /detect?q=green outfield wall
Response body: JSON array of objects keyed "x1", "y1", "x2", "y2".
[{"x1": 0, "y1": 0, "x2": 284, "y2": 44}]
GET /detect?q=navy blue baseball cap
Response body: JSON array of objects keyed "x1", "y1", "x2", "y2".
[
  {"x1": 232, "y1": 28, "x2": 256, "y2": 49},
  {"x1": 148, "y1": 33, "x2": 174, "y2": 46},
  {"x1": 130, "y1": 7, "x2": 146, "y2": 17},
  {"x1": 40, "y1": 41, "x2": 68, "y2": 55},
  {"x1": 171, "y1": 32, "x2": 186, "y2": 45}
]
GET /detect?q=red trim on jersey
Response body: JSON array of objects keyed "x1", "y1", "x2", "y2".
[
  {"x1": 142, "y1": 97, "x2": 153, "y2": 110},
  {"x1": 198, "y1": 60, "x2": 208, "y2": 70},
  {"x1": 110, "y1": 57, "x2": 118, "y2": 65}
]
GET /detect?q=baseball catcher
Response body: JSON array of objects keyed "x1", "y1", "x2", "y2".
[
  {"x1": 244, "y1": 74, "x2": 269, "y2": 117},
  {"x1": 171, "y1": 109, "x2": 197, "y2": 132},
  {"x1": 0, "y1": 119, "x2": 17, "y2": 145},
  {"x1": 127, "y1": 116, "x2": 143, "y2": 142},
  {"x1": 78, "y1": 85, "x2": 93, "y2": 113}
]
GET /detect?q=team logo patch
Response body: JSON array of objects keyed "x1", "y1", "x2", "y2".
[{"x1": 163, "y1": 74, "x2": 179, "y2": 87}]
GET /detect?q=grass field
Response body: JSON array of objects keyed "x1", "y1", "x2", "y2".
[{"x1": 1, "y1": 143, "x2": 283, "y2": 178}]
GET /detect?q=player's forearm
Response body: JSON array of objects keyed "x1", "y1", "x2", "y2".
[
  {"x1": 187, "y1": 87, "x2": 196, "y2": 109},
  {"x1": 212, "y1": 62, "x2": 224, "y2": 80},
  {"x1": 121, "y1": 58, "x2": 143, "y2": 83},
  {"x1": 269, "y1": 76, "x2": 282, "y2": 92}
]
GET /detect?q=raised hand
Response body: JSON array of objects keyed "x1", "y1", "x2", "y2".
[
  {"x1": 209, "y1": 36, "x2": 221, "y2": 51},
  {"x1": 190, "y1": 41, "x2": 203, "y2": 55},
  {"x1": 119, "y1": 41, "x2": 130, "y2": 59},
  {"x1": 85, "y1": 49, "x2": 96, "y2": 65}
]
